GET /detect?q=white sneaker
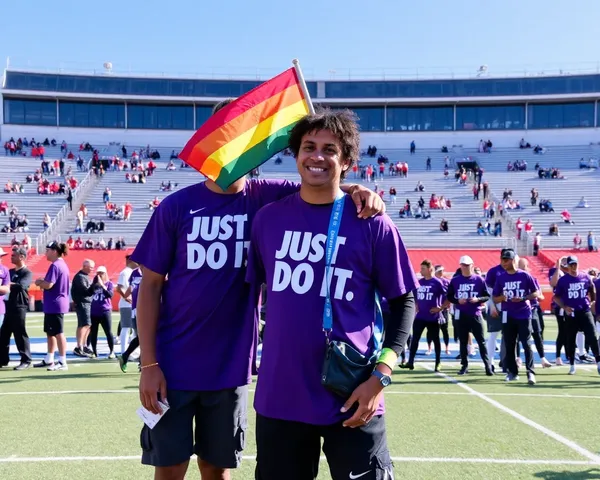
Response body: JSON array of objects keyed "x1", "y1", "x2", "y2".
[
  {"x1": 48, "y1": 362, "x2": 68, "y2": 371},
  {"x1": 555, "y1": 357, "x2": 563, "y2": 366},
  {"x1": 107, "y1": 352, "x2": 116, "y2": 360},
  {"x1": 568, "y1": 365, "x2": 576, "y2": 375},
  {"x1": 527, "y1": 373, "x2": 536, "y2": 385},
  {"x1": 541, "y1": 358, "x2": 552, "y2": 368}
]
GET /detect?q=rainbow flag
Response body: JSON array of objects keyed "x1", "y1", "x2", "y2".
[{"x1": 179, "y1": 66, "x2": 311, "y2": 189}]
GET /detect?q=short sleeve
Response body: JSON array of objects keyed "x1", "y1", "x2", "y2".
[
  {"x1": 245, "y1": 212, "x2": 266, "y2": 286},
  {"x1": 1, "y1": 268, "x2": 8, "y2": 287},
  {"x1": 117, "y1": 271, "x2": 128, "y2": 288},
  {"x1": 130, "y1": 199, "x2": 177, "y2": 276},
  {"x1": 45, "y1": 264, "x2": 59, "y2": 284},
  {"x1": 372, "y1": 215, "x2": 419, "y2": 300},
  {"x1": 530, "y1": 275, "x2": 540, "y2": 294},
  {"x1": 254, "y1": 179, "x2": 300, "y2": 206}
]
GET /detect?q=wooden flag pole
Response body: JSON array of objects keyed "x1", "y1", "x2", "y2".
[{"x1": 292, "y1": 59, "x2": 315, "y2": 115}]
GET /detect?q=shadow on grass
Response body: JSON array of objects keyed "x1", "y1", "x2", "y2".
[{"x1": 534, "y1": 468, "x2": 600, "y2": 479}]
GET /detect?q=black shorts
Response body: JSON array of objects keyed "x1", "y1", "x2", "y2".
[
  {"x1": 44, "y1": 313, "x2": 64, "y2": 336},
  {"x1": 140, "y1": 386, "x2": 248, "y2": 468},
  {"x1": 75, "y1": 304, "x2": 91, "y2": 328},
  {"x1": 255, "y1": 414, "x2": 393, "y2": 480}
]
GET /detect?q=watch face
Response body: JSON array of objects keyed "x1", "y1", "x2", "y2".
[{"x1": 381, "y1": 375, "x2": 392, "y2": 387}]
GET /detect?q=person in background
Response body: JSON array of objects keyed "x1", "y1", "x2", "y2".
[
  {"x1": 33, "y1": 241, "x2": 70, "y2": 371},
  {"x1": 88, "y1": 266, "x2": 115, "y2": 359},
  {"x1": 71, "y1": 259, "x2": 95, "y2": 357},
  {"x1": 117, "y1": 266, "x2": 143, "y2": 373},
  {"x1": 116, "y1": 255, "x2": 138, "y2": 354},
  {"x1": 553, "y1": 256, "x2": 600, "y2": 375},
  {"x1": 0, "y1": 247, "x2": 32, "y2": 369},
  {"x1": 0, "y1": 248, "x2": 10, "y2": 329}
]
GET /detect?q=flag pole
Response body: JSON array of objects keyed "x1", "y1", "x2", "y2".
[{"x1": 292, "y1": 59, "x2": 315, "y2": 115}]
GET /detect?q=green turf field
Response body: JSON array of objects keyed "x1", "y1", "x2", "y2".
[{"x1": 1, "y1": 314, "x2": 600, "y2": 479}]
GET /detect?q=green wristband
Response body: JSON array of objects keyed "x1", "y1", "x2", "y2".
[{"x1": 377, "y1": 348, "x2": 398, "y2": 369}]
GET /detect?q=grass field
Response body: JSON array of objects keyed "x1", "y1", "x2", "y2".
[{"x1": 2, "y1": 313, "x2": 600, "y2": 479}]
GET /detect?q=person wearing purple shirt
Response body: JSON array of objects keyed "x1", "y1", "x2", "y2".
[
  {"x1": 0, "y1": 248, "x2": 10, "y2": 329},
  {"x1": 492, "y1": 250, "x2": 541, "y2": 384},
  {"x1": 132, "y1": 99, "x2": 386, "y2": 479},
  {"x1": 88, "y1": 266, "x2": 115, "y2": 359},
  {"x1": 118, "y1": 267, "x2": 143, "y2": 372},
  {"x1": 406, "y1": 260, "x2": 447, "y2": 371},
  {"x1": 446, "y1": 255, "x2": 494, "y2": 376},
  {"x1": 246, "y1": 110, "x2": 417, "y2": 480},
  {"x1": 549, "y1": 259, "x2": 570, "y2": 365},
  {"x1": 33, "y1": 241, "x2": 70, "y2": 371},
  {"x1": 518, "y1": 258, "x2": 552, "y2": 369},
  {"x1": 432, "y1": 265, "x2": 451, "y2": 354},
  {"x1": 553, "y1": 256, "x2": 600, "y2": 375}
]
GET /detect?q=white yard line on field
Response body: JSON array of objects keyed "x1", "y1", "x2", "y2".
[
  {"x1": 422, "y1": 364, "x2": 600, "y2": 463},
  {"x1": 0, "y1": 455, "x2": 598, "y2": 465}
]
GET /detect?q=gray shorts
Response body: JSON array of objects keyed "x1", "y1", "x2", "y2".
[
  {"x1": 119, "y1": 307, "x2": 133, "y2": 328},
  {"x1": 140, "y1": 385, "x2": 248, "y2": 468},
  {"x1": 75, "y1": 304, "x2": 91, "y2": 328}
]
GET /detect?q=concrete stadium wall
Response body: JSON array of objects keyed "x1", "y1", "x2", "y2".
[{"x1": 2, "y1": 124, "x2": 600, "y2": 150}]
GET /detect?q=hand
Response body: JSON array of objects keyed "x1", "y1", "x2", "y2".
[
  {"x1": 34, "y1": 278, "x2": 42, "y2": 286},
  {"x1": 139, "y1": 365, "x2": 168, "y2": 414},
  {"x1": 126, "y1": 296, "x2": 132, "y2": 304},
  {"x1": 430, "y1": 307, "x2": 442, "y2": 314},
  {"x1": 468, "y1": 297, "x2": 480, "y2": 304},
  {"x1": 491, "y1": 309, "x2": 499, "y2": 318},
  {"x1": 349, "y1": 185, "x2": 386, "y2": 219},
  {"x1": 458, "y1": 298, "x2": 467, "y2": 305},
  {"x1": 340, "y1": 376, "x2": 384, "y2": 428},
  {"x1": 564, "y1": 306, "x2": 574, "y2": 315}
]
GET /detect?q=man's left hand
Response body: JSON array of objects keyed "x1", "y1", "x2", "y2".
[
  {"x1": 340, "y1": 376, "x2": 384, "y2": 428},
  {"x1": 349, "y1": 185, "x2": 386, "y2": 219}
]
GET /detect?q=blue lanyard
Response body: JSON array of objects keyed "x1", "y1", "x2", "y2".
[
  {"x1": 322, "y1": 191, "x2": 383, "y2": 352},
  {"x1": 323, "y1": 191, "x2": 345, "y2": 335}
]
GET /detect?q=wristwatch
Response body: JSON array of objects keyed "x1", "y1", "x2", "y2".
[{"x1": 372, "y1": 370, "x2": 392, "y2": 388}]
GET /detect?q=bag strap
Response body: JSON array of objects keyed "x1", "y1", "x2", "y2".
[
  {"x1": 322, "y1": 191, "x2": 383, "y2": 353},
  {"x1": 323, "y1": 191, "x2": 346, "y2": 338}
]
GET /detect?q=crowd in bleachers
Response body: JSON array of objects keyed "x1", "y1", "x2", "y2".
[{"x1": 64, "y1": 235, "x2": 128, "y2": 251}]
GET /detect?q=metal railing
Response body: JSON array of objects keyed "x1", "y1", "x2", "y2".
[{"x1": 35, "y1": 161, "x2": 96, "y2": 251}]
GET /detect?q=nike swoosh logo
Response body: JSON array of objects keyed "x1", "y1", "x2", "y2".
[
  {"x1": 349, "y1": 471, "x2": 370, "y2": 479},
  {"x1": 189, "y1": 208, "x2": 206, "y2": 215}
]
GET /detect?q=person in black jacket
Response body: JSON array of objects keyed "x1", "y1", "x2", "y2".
[
  {"x1": 0, "y1": 247, "x2": 33, "y2": 370},
  {"x1": 71, "y1": 259, "x2": 95, "y2": 357}
]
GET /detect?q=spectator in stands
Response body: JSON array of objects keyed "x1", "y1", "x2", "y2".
[
  {"x1": 573, "y1": 234, "x2": 582, "y2": 250},
  {"x1": 0, "y1": 201, "x2": 7, "y2": 216},
  {"x1": 539, "y1": 199, "x2": 554, "y2": 212},
  {"x1": 477, "y1": 222, "x2": 486, "y2": 235},
  {"x1": 84, "y1": 239, "x2": 94, "y2": 250},
  {"x1": 414, "y1": 181, "x2": 425, "y2": 192},
  {"x1": 524, "y1": 220, "x2": 533, "y2": 237},
  {"x1": 561, "y1": 209, "x2": 575, "y2": 224},
  {"x1": 520, "y1": 138, "x2": 532, "y2": 149},
  {"x1": 43, "y1": 213, "x2": 51, "y2": 231},
  {"x1": 96, "y1": 238, "x2": 107, "y2": 250},
  {"x1": 388, "y1": 187, "x2": 397, "y2": 204},
  {"x1": 102, "y1": 188, "x2": 112, "y2": 204},
  {"x1": 66, "y1": 236, "x2": 75, "y2": 249},
  {"x1": 549, "y1": 223, "x2": 560, "y2": 236},
  {"x1": 576, "y1": 197, "x2": 590, "y2": 208},
  {"x1": 115, "y1": 237, "x2": 126, "y2": 250},
  {"x1": 148, "y1": 197, "x2": 161, "y2": 210},
  {"x1": 410, "y1": 140, "x2": 416, "y2": 154},
  {"x1": 107, "y1": 238, "x2": 114, "y2": 250},
  {"x1": 124, "y1": 202, "x2": 133, "y2": 221},
  {"x1": 493, "y1": 219, "x2": 502, "y2": 237},
  {"x1": 588, "y1": 232, "x2": 597, "y2": 252},
  {"x1": 74, "y1": 237, "x2": 84, "y2": 250},
  {"x1": 66, "y1": 188, "x2": 73, "y2": 211},
  {"x1": 166, "y1": 160, "x2": 177, "y2": 171},
  {"x1": 533, "y1": 232, "x2": 542, "y2": 255},
  {"x1": 530, "y1": 188, "x2": 539, "y2": 206},
  {"x1": 439, "y1": 219, "x2": 449, "y2": 232}
]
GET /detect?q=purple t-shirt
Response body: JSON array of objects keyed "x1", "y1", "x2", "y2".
[
  {"x1": 90, "y1": 281, "x2": 114, "y2": 315},
  {"x1": 548, "y1": 267, "x2": 560, "y2": 309},
  {"x1": 415, "y1": 277, "x2": 447, "y2": 322},
  {"x1": 492, "y1": 270, "x2": 538, "y2": 320},
  {"x1": 448, "y1": 274, "x2": 487, "y2": 316},
  {"x1": 129, "y1": 268, "x2": 142, "y2": 312},
  {"x1": 246, "y1": 193, "x2": 419, "y2": 425},
  {"x1": 0, "y1": 264, "x2": 9, "y2": 315},
  {"x1": 130, "y1": 178, "x2": 298, "y2": 391},
  {"x1": 555, "y1": 273, "x2": 593, "y2": 312},
  {"x1": 43, "y1": 258, "x2": 70, "y2": 314},
  {"x1": 485, "y1": 264, "x2": 504, "y2": 291}
]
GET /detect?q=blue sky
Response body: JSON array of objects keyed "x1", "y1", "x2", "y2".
[{"x1": 2, "y1": 0, "x2": 600, "y2": 79}]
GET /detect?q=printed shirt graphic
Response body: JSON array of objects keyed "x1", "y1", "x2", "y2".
[
  {"x1": 492, "y1": 270, "x2": 538, "y2": 320},
  {"x1": 449, "y1": 274, "x2": 487, "y2": 315},
  {"x1": 415, "y1": 277, "x2": 447, "y2": 322},
  {"x1": 130, "y1": 178, "x2": 298, "y2": 391},
  {"x1": 246, "y1": 193, "x2": 419, "y2": 425},
  {"x1": 128, "y1": 268, "x2": 143, "y2": 311},
  {"x1": 43, "y1": 258, "x2": 70, "y2": 314},
  {"x1": 0, "y1": 264, "x2": 9, "y2": 314},
  {"x1": 90, "y1": 281, "x2": 114, "y2": 315},
  {"x1": 555, "y1": 273, "x2": 593, "y2": 311}
]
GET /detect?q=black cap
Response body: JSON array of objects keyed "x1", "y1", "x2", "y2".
[
  {"x1": 565, "y1": 255, "x2": 579, "y2": 265},
  {"x1": 501, "y1": 249, "x2": 516, "y2": 260},
  {"x1": 46, "y1": 241, "x2": 59, "y2": 251}
]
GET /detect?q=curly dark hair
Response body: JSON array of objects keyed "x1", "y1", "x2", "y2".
[{"x1": 288, "y1": 108, "x2": 360, "y2": 180}]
